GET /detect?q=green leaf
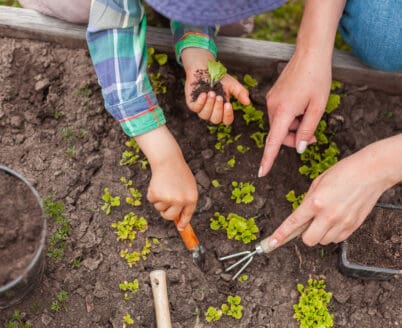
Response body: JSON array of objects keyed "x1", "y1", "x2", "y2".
[
  {"x1": 154, "y1": 53, "x2": 168, "y2": 65},
  {"x1": 208, "y1": 60, "x2": 227, "y2": 86},
  {"x1": 325, "y1": 93, "x2": 341, "y2": 114},
  {"x1": 243, "y1": 74, "x2": 258, "y2": 88}
]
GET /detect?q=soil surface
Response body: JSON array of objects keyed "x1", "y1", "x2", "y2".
[
  {"x1": 0, "y1": 170, "x2": 43, "y2": 286},
  {"x1": 0, "y1": 37, "x2": 401, "y2": 328},
  {"x1": 347, "y1": 205, "x2": 401, "y2": 269}
]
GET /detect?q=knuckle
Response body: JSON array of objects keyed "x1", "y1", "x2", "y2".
[{"x1": 310, "y1": 196, "x2": 324, "y2": 212}]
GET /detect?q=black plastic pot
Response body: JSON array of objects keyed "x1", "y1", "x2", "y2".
[
  {"x1": 0, "y1": 165, "x2": 47, "y2": 309},
  {"x1": 338, "y1": 203, "x2": 402, "y2": 280}
]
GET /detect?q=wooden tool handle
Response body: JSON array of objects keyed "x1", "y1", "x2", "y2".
[
  {"x1": 174, "y1": 217, "x2": 200, "y2": 251},
  {"x1": 259, "y1": 222, "x2": 311, "y2": 254},
  {"x1": 150, "y1": 270, "x2": 172, "y2": 328}
]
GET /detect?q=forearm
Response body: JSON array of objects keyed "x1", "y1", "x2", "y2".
[{"x1": 296, "y1": 0, "x2": 346, "y2": 56}]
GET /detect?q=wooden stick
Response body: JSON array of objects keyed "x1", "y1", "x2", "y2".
[{"x1": 150, "y1": 270, "x2": 172, "y2": 328}]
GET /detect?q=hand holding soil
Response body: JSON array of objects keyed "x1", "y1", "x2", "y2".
[{"x1": 181, "y1": 48, "x2": 250, "y2": 125}]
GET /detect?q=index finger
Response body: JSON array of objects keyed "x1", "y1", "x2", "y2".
[{"x1": 259, "y1": 112, "x2": 294, "y2": 177}]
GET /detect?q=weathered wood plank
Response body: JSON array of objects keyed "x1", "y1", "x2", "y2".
[{"x1": 1, "y1": 6, "x2": 401, "y2": 93}]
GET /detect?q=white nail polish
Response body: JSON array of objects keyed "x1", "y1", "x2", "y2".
[
  {"x1": 297, "y1": 140, "x2": 308, "y2": 154},
  {"x1": 269, "y1": 238, "x2": 278, "y2": 249},
  {"x1": 258, "y1": 166, "x2": 263, "y2": 178}
]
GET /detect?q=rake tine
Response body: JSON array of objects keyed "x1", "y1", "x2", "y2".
[
  {"x1": 219, "y1": 250, "x2": 251, "y2": 261},
  {"x1": 224, "y1": 250, "x2": 257, "y2": 273},
  {"x1": 231, "y1": 256, "x2": 254, "y2": 281}
]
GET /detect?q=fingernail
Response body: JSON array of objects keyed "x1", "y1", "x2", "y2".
[
  {"x1": 258, "y1": 166, "x2": 263, "y2": 178},
  {"x1": 268, "y1": 238, "x2": 278, "y2": 249},
  {"x1": 208, "y1": 91, "x2": 215, "y2": 98},
  {"x1": 297, "y1": 140, "x2": 308, "y2": 154}
]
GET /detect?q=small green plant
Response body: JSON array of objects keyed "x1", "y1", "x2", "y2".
[
  {"x1": 207, "y1": 60, "x2": 227, "y2": 87},
  {"x1": 231, "y1": 181, "x2": 255, "y2": 204},
  {"x1": 123, "y1": 314, "x2": 134, "y2": 327},
  {"x1": 71, "y1": 257, "x2": 82, "y2": 269},
  {"x1": 236, "y1": 144, "x2": 250, "y2": 154},
  {"x1": 250, "y1": 131, "x2": 267, "y2": 148},
  {"x1": 147, "y1": 47, "x2": 168, "y2": 67},
  {"x1": 120, "y1": 177, "x2": 133, "y2": 188},
  {"x1": 120, "y1": 249, "x2": 141, "y2": 267},
  {"x1": 5, "y1": 310, "x2": 31, "y2": 328},
  {"x1": 205, "y1": 306, "x2": 223, "y2": 323},
  {"x1": 120, "y1": 139, "x2": 148, "y2": 169},
  {"x1": 210, "y1": 212, "x2": 259, "y2": 244},
  {"x1": 233, "y1": 100, "x2": 265, "y2": 129},
  {"x1": 50, "y1": 290, "x2": 69, "y2": 312},
  {"x1": 44, "y1": 198, "x2": 70, "y2": 260},
  {"x1": 243, "y1": 74, "x2": 258, "y2": 89},
  {"x1": 207, "y1": 124, "x2": 240, "y2": 152},
  {"x1": 221, "y1": 295, "x2": 243, "y2": 320},
  {"x1": 325, "y1": 93, "x2": 341, "y2": 114},
  {"x1": 150, "y1": 72, "x2": 167, "y2": 94},
  {"x1": 237, "y1": 274, "x2": 249, "y2": 282},
  {"x1": 125, "y1": 187, "x2": 142, "y2": 207},
  {"x1": 141, "y1": 238, "x2": 152, "y2": 260},
  {"x1": 66, "y1": 145, "x2": 77, "y2": 159},
  {"x1": 111, "y1": 212, "x2": 148, "y2": 243},
  {"x1": 101, "y1": 187, "x2": 121, "y2": 215},
  {"x1": 54, "y1": 111, "x2": 63, "y2": 119},
  {"x1": 61, "y1": 127, "x2": 75, "y2": 142},
  {"x1": 152, "y1": 237, "x2": 160, "y2": 245},
  {"x1": 211, "y1": 179, "x2": 222, "y2": 188},
  {"x1": 293, "y1": 279, "x2": 334, "y2": 328},
  {"x1": 77, "y1": 84, "x2": 92, "y2": 97},
  {"x1": 227, "y1": 156, "x2": 236, "y2": 168},
  {"x1": 286, "y1": 190, "x2": 306, "y2": 210},
  {"x1": 119, "y1": 279, "x2": 139, "y2": 300}
]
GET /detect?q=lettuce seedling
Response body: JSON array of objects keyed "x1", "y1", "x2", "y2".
[
  {"x1": 293, "y1": 279, "x2": 334, "y2": 328},
  {"x1": 126, "y1": 187, "x2": 142, "y2": 207},
  {"x1": 101, "y1": 187, "x2": 121, "y2": 215},
  {"x1": 236, "y1": 144, "x2": 250, "y2": 154},
  {"x1": 120, "y1": 249, "x2": 141, "y2": 267},
  {"x1": 211, "y1": 179, "x2": 222, "y2": 188},
  {"x1": 208, "y1": 60, "x2": 227, "y2": 87},
  {"x1": 205, "y1": 307, "x2": 223, "y2": 323},
  {"x1": 286, "y1": 190, "x2": 306, "y2": 210},
  {"x1": 231, "y1": 181, "x2": 255, "y2": 204},
  {"x1": 232, "y1": 100, "x2": 265, "y2": 129},
  {"x1": 150, "y1": 72, "x2": 167, "y2": 94},
  {"x1": 120, "y1": 177, "x2": 133, "y2": 188},
  {"x1": 119, "y1": 279, "x2": 139, "y2": 301},
  {"x1": 207, "y1": 124, "x2": 239, "y2": 151},
  {"x1": 221, "y1": 295, "x2": 243, "y2": 320},
  {"x1": 243, "y1": 74, "x2": 258, "y2": 89},
  {"x1": 299, "y1": 142, "x2": 339, "y2": 179},
  {"x1": 141, "y1": 238, "x2": 152, "y2": 260},
  {"x1": 210, "y1": 212, "x2": 259, "y2": 244},
  {"x1": 120, "y1": 139, "x2": 149, "y2": 169},
  {"x1": 325, "y1": 94, "x2": 341, "y2": 114},
  {"x1": 250, "y1": 131, "x2": 267, "y2": 148},
  {"x1": 227, "y1": 156, "x2": 236, "y2": 168},
  {"x1": 123, "y1": 314, "x2": 134, "y2": 327},
  {"x1": 237, "y1": 274, "x2": 249, "y2": 283},
  {"x1": 111, "y1": 212, "x2": 148, "y2": 243},
  {"x1": 50, "y1": 290, "x2": 69, "y2": 313}
]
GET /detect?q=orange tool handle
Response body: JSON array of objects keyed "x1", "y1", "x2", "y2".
[{"x1": 174, "y1": 218, "x2": 200, "y2": 251}]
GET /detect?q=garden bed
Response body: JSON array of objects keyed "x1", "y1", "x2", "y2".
[{"x1": 0, "y1": 36, "x2": 401, "y2": 327}]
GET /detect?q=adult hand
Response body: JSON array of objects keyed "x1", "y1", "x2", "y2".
[
  {"x1": 135, "y1": 126, "x2": 198, "y2": 230},
  {"x1": 258, "y1": 48, "x2": 332, "y2": 177},
  {"x1": 181, "y1": 48, "x2": 250, "y2": 125},
  {"x1": 268, "y1": 138, "x2": 401, "y2": 248}
]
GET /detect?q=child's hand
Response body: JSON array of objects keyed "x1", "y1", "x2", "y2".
[
  {"x1": 181, "y1": 48, "x2": 250, "y2": 125},
  {"x1": 135, "y1": 126, "x2": 198, "y2": 230}
]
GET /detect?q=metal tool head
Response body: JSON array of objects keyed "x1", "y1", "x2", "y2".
[
  {"x1": 219, "y1": 249, "x2": 257, "y2": 281},
  {"x1": 192, "y1": 245, "x2": 206, "y2": 272}
]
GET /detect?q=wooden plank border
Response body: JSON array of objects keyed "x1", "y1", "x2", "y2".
[{"x1": 1, "y1": 6, "x2": 401, "y2": 93}]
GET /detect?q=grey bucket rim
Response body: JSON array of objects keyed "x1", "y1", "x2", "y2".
[{"x1": 0, "y1": 165, "x2": 47, "y2": 293}]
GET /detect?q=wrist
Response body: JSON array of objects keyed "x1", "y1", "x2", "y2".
[{"x1": 181, "y1": 48, "x2": 215, "y2": 72}]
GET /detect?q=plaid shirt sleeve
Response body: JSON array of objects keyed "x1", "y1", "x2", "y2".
[
  {"x1": 86, "y1": 0, "x2": 165, "y2": 137},
  {"x1": 171, "y1": 21, "x2": 218, "y2": 64}
]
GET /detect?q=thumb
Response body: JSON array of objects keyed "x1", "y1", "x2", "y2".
[{"x1": 176, "y1": 204, "x2": 195, "y2": 231}]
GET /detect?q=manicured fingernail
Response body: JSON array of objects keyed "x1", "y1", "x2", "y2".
[
  {"x1": 258, "y1": 166, "x2": 263, "y2": 178},
  {"x1": 208, "y1": 91, "x2": 215, "y2": 98},
  {"x1": 297, "y1": 140, "x2": 308, "y2": 154}
]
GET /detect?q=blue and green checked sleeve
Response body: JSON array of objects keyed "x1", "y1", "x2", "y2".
[
  {"x1": 86, "y1": 0, "x2": 165, "y2": 137},
  {"x1": 171, "y1": 21, "x2": 218, "y2": 65}
]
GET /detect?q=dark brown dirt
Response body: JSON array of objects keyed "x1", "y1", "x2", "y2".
[
  {"x1": 0, "y1": 37, "x2": 401, "y2": 327},
  {"x1": 0, "y1": 170, "x2": 43, "y2": 286},
  {"x1": 191, "y1": 69, "x2": 227, "y2": 102},
  {"x1": 347, "y1": 206, "x2": 401, "y2": 269}
]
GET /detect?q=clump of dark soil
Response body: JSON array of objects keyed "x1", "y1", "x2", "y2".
[
  {"x1": 190, "y1": 69, "x2": 226, "y2": 102},
  {"x1": 0, "y1": 170, "x2": 43, "y2": 286},
  {"x1": 347, "y1": 206, "x2": 401, "y2": 269}
]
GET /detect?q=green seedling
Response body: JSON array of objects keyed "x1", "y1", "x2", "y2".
[
  {"x1": 101, "y1": 187, "x2": 121, "y2": 215},
  {"x1": 299, "y1": 142, "x2": 339, "y2": 179},
  {"x1": 126, "y1": 187, "x2": 142, "y2": 207},
  {"x1": 120, "y1": 150, "x2": 140, "y2": 166},
  {"x1": 150, "y1": 72, "x2": 167, "y2": 94},
  {"x1": 71, "y1": 257, "x2": 82, "y2": 269},
  {"x1": 120, "y1": 249, "x2": 141, "y2": 267},
  {"x1": 54, "y1": 111, "x2": 63, "y2": 119},
  {"x1": 43, "y1": 198, "x2": 70, "y2": 260},
  {"x1": 207, "y1": 124, "x2": 240, "y2": 152},
  {"x1": 231, "y1": 181, "x2": 255, "y2": 204},
  {"x1": 205, "y1": 307, "x2": 223, "y2": 323},
  {"x1": 210, "y1": 212, "x2": 259, "y2": 244},
  {"x1": 325, "y1": 94, "x2": 341, "y2": 114},
  {"x1": 120, "y1": 139, "x2": 149, "y2": 169},
  {"x1": 330, "y1": 80, "x2": 342, "y2": 91},
  {"x1": 236, "y1": 144, "x2": 250, "y2": 154},
  {"x1": 237, "y1": 274, "x2": 249, "y2": 283},
  {"x1": 221, "y1": 295, "x2": 243, "y2": 320},
  {"x1": 123, "y1": 314, "x2": 134, "y2": 327},
  {"x1": 152, "y1": 237, "x2": 160, "y2": 245},
  {"x1": 227, "y1": 156, "x2": 236, "y2": 168},
  {"x1": 50, "y1": 290, "x2": 69, "y2": 313},
  {"x1": 120, "y1": 177, "x2": 133, "y2": 188},
  {"x1": 147, "y1": 47, "x2": 168, "y2": 67},
  {"x1": 232, "y1": 100, "x2": 265, "y2": 129},
  {"x1": 243, "y1": 74, "x2": 258, "y2": 89},
  {"x1": 111, "y1": 212, "x2": 148, "y2": 243},
  {"x1": 66, "y1": 145, "x2": 77, "y2": 159},
  {"x1": 250, "y1": 131, "x2": 267, "y2": 148},
  {"x1": 211, "y1": 179, "x2": 222, "y2": 188},
  {"x1": 6, "y1": 310, "x2": 31, "y2": 328},
  {"x1": 286, "y1": 190, "x2": 306, "y2": 210},
  {"x1": 77, "y1": 84, "x2": 92, "y2": 97},
  {"x1": 207, "y1": 60, "x2": 227, "y2": 87},
  {"x1": 293, "y1": 279, "x2": 334, "y2": 328},
  {"x1": 119, "y1": 279, "x2": 139, "y2": 300},
  {"x1": 141, "y1": 238, "x2": 152, "y2": 260}
]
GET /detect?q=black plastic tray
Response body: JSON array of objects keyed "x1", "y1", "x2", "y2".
[{"x1": 338, "y1": 203, "x2": 402, "y2": 280}]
